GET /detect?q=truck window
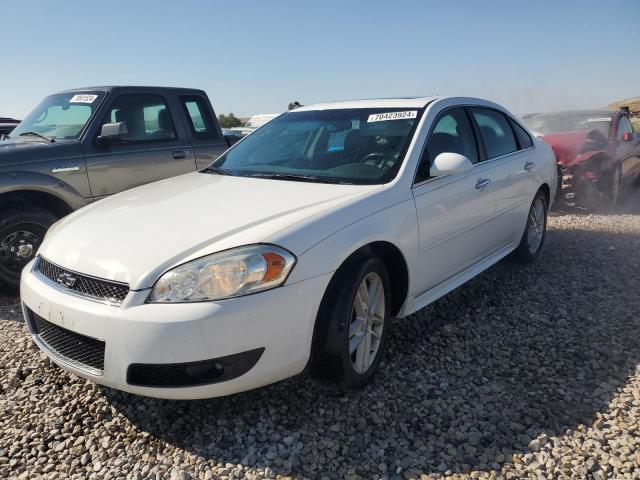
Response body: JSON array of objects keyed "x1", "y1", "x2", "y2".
[
  {"x1": 179, "y1": 95, "x2": 218, "y2": 140},
  {"x1": 103, "y1": 94, "x2": 177, "y2": 143}
]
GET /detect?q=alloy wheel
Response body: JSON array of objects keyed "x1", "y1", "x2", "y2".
[
  {"x1": 527, "y1": 198, "x2": 545, "y2": 255},
  {"x1": 349, "y1": 272, "x2": 385, "y2": 374}
]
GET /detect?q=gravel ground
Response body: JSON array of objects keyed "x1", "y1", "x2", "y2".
[{"x1": 1, "y1": 209, "x2": 639, "y2": 479}]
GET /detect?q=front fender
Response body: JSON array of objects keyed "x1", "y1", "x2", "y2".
[
  {"x1": 0, "y1": 171, "x2": 88, "y2": 210},
  {"x1": 285, "y1": 196, "x2": 420, "y2": 310}
]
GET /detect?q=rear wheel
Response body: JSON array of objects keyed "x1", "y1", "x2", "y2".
[
  {"x1": 0, "y1": 207, "x2": 57, "y2": 291},
  {"x1": 311, "y1": 257, "x2": 391, "y2": 389},
  {"x1": 511, "y1": 191, "x2": 547, "y2": 264}
]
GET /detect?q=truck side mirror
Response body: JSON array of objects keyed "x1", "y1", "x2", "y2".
[{"x1": 96, "y1": 122, "x2": 128, "y2": 146}]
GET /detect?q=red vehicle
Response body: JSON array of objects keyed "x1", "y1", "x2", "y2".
[{"x1": 522, "y1": 109, "x2": 640, "y2": 205}]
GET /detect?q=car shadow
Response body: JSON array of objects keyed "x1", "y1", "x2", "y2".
[{"x1": 102, "y1": 224, "x2": 640, "y2": 478}]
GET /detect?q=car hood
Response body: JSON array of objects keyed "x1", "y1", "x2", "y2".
[
  {"x1": 541, "y1": 131, "x2": 605, "y2": 167},
  {"x1": 0, "y1": 138, "x2": 82, "y2": 165},
  {"x1": 39, "y1": 172, "x2": 381, "y2": 289}
]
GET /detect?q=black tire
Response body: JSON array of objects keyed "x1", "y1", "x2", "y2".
[
  {"x1": 554, "y1": 165, "x2": 563, "y2": 204},
  {"x1": 311, "y1": 256, "x2": 391, "y2": 390},
  {"x1": 608, "y1": 163, "x2": 622, "y2": 206},
  {"x1": 511, "y1": 190, "x2": 548, "y2": 264},
  {"x1": 0, "y1": 206, "x2": 58, "y2": 291}
]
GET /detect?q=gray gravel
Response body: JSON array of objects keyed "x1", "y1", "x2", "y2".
[{"x1": 1, "y1": 211, "x2": 640, "y2": 479}]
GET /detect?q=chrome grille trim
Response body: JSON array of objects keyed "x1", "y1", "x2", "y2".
[{"x1": 34, "y1": 256, "x2": 129, "y2": 305}]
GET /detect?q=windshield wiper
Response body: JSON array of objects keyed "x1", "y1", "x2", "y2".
[
  {"x1": 18, "y1": 131, "x2": 55, "y2": 142},
  {"x1": 201, "y1": 165, "x2": 232, "y2": 175},
  {"x1": 246, "y1": 173, "x2": 351, "y2": 184}
]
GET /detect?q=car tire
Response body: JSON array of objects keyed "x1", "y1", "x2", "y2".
[
  {"x1": 311, "y1": 256, "x2": 391, "y2": 390},
  {"x1": 608, "y1": 163, "x2": 622, "y2": 206},
  {"x1": 554, "y1": 165, "x2": 563, "y2": 203},
  {"x1": 511, "y1": 190, "x2": 548, "y2": 264},
  {"x1": 0, "y1": 206, "x2": 57, "y2": 291}
]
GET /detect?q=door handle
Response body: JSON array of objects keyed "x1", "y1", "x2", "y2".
[
  {"x1": 172, "y1": 150, "x2": 187, "y2": 160},
  {"x1": 475, "y1": 178, "x2": 491, "y2": 190},
  {"x1": 524, "y1": 161, "x2": 535, "y2": 171}
]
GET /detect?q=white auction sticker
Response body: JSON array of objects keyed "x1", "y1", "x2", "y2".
[
  {"x1": 69, "y1": 94, "x2": 98, "y2": 103},
  {"x1": 367, "y1": 111, "x2": 417, "y2": 122}
]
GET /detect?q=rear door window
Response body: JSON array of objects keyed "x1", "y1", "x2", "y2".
[
  {"x1": 180, "y1": 95, "x2": 219, "y2": 140},
  {"x1": 509, "y1": 118, "x2": 533, "y2": 149},
  {"x1": 471, "y1": 108, "x2": 518, "y2": 159}
]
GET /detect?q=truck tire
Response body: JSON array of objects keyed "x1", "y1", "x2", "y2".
[{"x1": 0, "y1": 206, "x2": 58, "y2": 291}]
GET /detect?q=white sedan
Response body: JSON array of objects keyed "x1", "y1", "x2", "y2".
[{"x1": 21, "y1": 96, "x2": 556, "y2": 399}]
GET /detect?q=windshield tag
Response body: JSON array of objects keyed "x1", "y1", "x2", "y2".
[
  {"x1": 69, "y1": 94, "x2": 98, "y2": 103},
  {"x1": 367, "y1": 111, "x2": 417, "y2": 122}
]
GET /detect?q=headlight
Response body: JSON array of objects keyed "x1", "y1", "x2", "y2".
[{"x1": 147, "y1": 245, "x2": 296, "y2": 303}]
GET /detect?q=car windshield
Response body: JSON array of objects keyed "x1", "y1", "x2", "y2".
[
  {"x1": 522, "y1": 112, "x2": 613, "y2": 137},
  {"x1": 9, "y1": 91, "x2": 105, "y2": 141},
  {"x1": 209, "y1": 108, "x2": 422, "y2": 184}
]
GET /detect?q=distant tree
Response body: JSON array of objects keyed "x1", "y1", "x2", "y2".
[{"x1": 218, "y1": 113, "x2": 242, "y2": 128}]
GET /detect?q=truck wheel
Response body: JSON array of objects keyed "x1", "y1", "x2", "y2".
[
  {"x1": 511, "y1": 190, "x2": 548, "y2": 264},
  {"x1": 0, "y1": 207, "x2": 57, "y2": 291},
  {"x1": 311, "y1": 256, "x2": 391, "y2": 390}
]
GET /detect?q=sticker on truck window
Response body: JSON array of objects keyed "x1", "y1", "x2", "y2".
[
  {"x1": 367, "y1": 111, "x2": 417, "y2": 122},
  {"x1": 69, "y1": 94, "x2": 98, "y2": 103}
]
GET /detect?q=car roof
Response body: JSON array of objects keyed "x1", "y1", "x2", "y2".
[
  {"x1": 293, "y1": 96, "x2": 518, "y2": 113},
  {"x1": 294, "y1": 97, "x2": 440, "y2": 111},
  {"x1": 54, "y1": 86, "x2": 206, "y2": 95}
]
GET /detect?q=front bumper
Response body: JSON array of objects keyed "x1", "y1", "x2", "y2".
[
  {"x1": 21, "y1": 261, "x2": 330, "y2": 399},
  {"x1": 558, "y1": 165, "x2": 601, "y2": 202}
]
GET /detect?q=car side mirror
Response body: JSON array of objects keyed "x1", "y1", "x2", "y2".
[
  {"x1": 430, "y1": 152, "x2": 474, "y2": 176},
  {"x1": 621, "y1": 132, "x2": 633, "y2": 142},
  {"x1": 96, "y1": 122, "x2": 128, "y2": 146}
]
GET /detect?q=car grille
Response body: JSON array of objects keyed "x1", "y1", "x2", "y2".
[
  {"x1": 29, "y1": 310, "x2": 105, "y2": 375},
  {"x1": 36, "y1": 256, "x2": 129, "y2": 304}
]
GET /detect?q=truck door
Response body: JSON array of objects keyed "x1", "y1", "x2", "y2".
[
  {"x1": 82, "y1": 93, "x2": 196, "y2": 197},
  {"x1": 177, "y1": 94, "x2": 229, "y2": 169}
]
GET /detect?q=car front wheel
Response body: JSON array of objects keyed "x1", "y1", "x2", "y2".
[{"x1": 312, "y1": 256, "x2": 391, "y2": 389}]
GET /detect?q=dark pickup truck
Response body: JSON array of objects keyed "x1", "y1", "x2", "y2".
[{"x1": 0, "y1": 86, "x2": 230, "y2": 289}]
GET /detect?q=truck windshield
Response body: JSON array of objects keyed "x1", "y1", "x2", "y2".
[
  {"x1": 209, "y1": 108, "x2": 423, "y2": 185},
  {"x1": 10, "y1": 91, "x2": 105, "y2": 141}
]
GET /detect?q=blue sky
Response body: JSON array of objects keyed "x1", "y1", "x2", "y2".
[{"x1": 2, "y1": 0, "x2": 639, "y2": 118}]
